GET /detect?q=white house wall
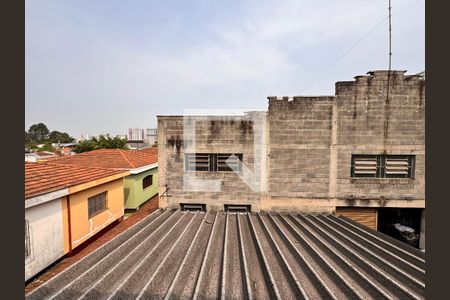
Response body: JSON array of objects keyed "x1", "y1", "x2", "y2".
[{"x1": 25, "y1": 198, "x2": 65, "y2": 281}]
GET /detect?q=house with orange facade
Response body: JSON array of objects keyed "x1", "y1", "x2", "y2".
[
  {"x1": 48, "y1": 148, "x2": 159, "y2": 211},
  {"x1": 25, "y1": 161, "x2": 129, "y2": 281}
]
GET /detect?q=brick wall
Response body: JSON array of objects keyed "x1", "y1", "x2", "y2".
[
  {"x1": 334, "y1": 71, "x2": 425, "y2": 203},
  {"x1": 158, "y1": 70, "x2": 425, "y2": 212},
  {"x1": 267, "y1": 97, "x2": 334, "y2": 199},
  {"x1": 158, "y1": 115, "x2": 263, "y2": 211}
]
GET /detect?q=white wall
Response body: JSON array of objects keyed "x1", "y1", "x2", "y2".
[{"x1": 25, "y1": 198, "x2": 65, "y2": 281}]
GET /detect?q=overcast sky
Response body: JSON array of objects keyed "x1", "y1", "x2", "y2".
[{"x1": 25, "y1": 0, "x2": 424, "y2": 138}]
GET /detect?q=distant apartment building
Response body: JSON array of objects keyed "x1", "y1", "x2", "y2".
[
  {"x1": 126, "y1": 128, "x2": 157, "y2": 149},
  {"x1": 128, "y1": 128, "x2": 145, "y2": 141},
  {"x1": 158, "y1": 70, "x2": 425, "y2": 248},
  {"x1": 145, "y1": 128, "x2": 158, "y2": 145}
]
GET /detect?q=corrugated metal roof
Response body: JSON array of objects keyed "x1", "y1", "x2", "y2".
[{"x1": 26, "y1": 209, "x2": 425, "y2": 300}]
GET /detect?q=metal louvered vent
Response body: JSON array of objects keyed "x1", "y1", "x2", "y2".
[
  {"x1": 224, "y1": 204, "x2": 251, "y2": 212},
  {"x1": 385, "y1": 158, "x2": 409, "y2": 175},
  {"x1": 180, "y1": 203, "x2": 206, "y2": 212},
  {"x1": 185, "y1": 153, "x2": 243, "y2": 172},
  {"x1": 185, "y1": 153, "x2": 210, "y2": 171},
  {"x1": 351, "y1": 155, "x2": 415, "y2": 178},
  {"x1": 217, "y1": 154, "x2": 243, "y2": 172},
  {"x1": 354, "y1": 157, "x2": 378, "y2": 177}
]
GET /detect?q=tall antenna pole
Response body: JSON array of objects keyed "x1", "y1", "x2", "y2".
[
  {"x1": 388, "y1": 0, "x2": 392, "y2": 71},
  {"x1": 383, "y1": 0, "x2": 393, "y2": 144}
]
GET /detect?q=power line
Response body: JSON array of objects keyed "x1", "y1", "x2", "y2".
[{"x1": 298, "y1": 15, "x2": 389, "y2": 94}]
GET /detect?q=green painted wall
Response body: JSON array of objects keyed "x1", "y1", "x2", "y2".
[{"x1": 124, "y1": 167, "x2": 159, "y2": 209}]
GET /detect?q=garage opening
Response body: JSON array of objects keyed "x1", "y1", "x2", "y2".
[{"x1": 377, "y1": 208, "x2": 422, "y2": 248}]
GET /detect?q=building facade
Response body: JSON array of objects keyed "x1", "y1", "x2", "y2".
[
  {"x1": 25, "y1": 162, "x2": 129, "y2": 281},
  {"x1": 157, "y1": 70, "x2": 425, "y2": 247},
  {"x1": 128, "y1": 128, "x2": 145, "y2": 141},
  {"x1": 145, "y1": 128, "x2": 158, "y2": 145},
  {"x1": 49, "y1": 148, "x2": 159, "y2": 211}
]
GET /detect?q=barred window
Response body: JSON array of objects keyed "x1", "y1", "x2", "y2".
[
  {"x1": 143, "y1": 175, "x2": 153, "y2": 189},
  {"x1": 185, "y1": 153, "x2": 243, "y2": 172},
  {"x1": 88, "y1": 192, "x2": 108, "y2": 219},
  {"x1": 25, "y1": 220, "x2": 31, "y2": 257},
  {"x1": 185, "y1": 153, "x2": 210, "y2": 171},
  {"x1": 217, "y1": 153, "x2": 243, "y2": 172},
  {"x1": 351, "y1": 155, "x2": 415, "y2": 178}
]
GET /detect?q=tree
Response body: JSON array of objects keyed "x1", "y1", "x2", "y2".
[
  {"x1": 41, "y1": 142, "x2": 55, "y2": 152},
  {"x1": 25, "y1": 131, "x2": 32, "y2": 145},
  {"x1": 28, "y1": 123, "x2": 49, "y2": 143},
  {"x1": 48, "y1": 131, "x2": 76, "y2": 143},
  {"x1": 73, "y1": 135, "x2": 128, "y2": 153},
  {"x1": 73, "y1": 140, "x2": 96, "y2": 153}
]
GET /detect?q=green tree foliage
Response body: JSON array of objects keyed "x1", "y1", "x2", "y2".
[
  {"x1": 25, "y1": 123, "x2": 75, "y2": 148},
  {"x1": 72, "y1": 139, "x2": 96, "y2": 153},
  {"x1": 25, "y1": 131, "x2": 32, "y2": 145},
  {"x1": 28, "y1": 123, "x2": 49, "y2": 143},
  {"x1": 73, "y1": 135, "x2": 128, "y2": 153},
  {"x1": 41, "y1": 142, "x2": 55, "y2": 152},
  {"x1": 48, "y1": 131, "x2": 76, "y2": 143}
]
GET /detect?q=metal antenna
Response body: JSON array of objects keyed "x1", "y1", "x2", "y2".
[
  {"x1": 388, "y1": 0, "x2": 392, "y2": 71},
  {"x1": 383, "y1": 0, "x2": 392, "y2": 143}
]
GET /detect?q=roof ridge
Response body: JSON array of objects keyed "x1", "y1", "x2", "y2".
[
  {"x1": 41, "y1": 160, "x2": 129, "y2": 172},
  {"x1": 119, "y1": 149, "x2": 136, "y2": 168}
]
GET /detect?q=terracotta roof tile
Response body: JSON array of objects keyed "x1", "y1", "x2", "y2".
[
  {"x1": 25, "y1": 162, "x2": 128, "y2": 199},
  {"x1": 48, "y1": 148, "x2": 158, "y2": 170}
]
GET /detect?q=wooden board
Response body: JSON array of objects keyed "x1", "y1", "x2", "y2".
[{"x1": 336, "y1": 207, "x2": 378, "y2": 230}]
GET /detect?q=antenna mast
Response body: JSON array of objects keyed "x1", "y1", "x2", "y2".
[{"x1": 388, "y1": 0, "x2": 392, "y2": 71}]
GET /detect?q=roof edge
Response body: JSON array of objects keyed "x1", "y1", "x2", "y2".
[{"x1": 25, "y1": 188, "x2": 69, "y2": 208}]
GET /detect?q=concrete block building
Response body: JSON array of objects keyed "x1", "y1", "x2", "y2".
[{"x1": 157, "y1": 70, "x2": 425, "y2": 248}]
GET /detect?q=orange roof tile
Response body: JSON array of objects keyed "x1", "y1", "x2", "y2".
[
  {"x1": 25, "y1": 162, "x2": 128, "y2": 199},
  {"x1": 48, "y1": 148, "x2": 158, "y2": 170}
]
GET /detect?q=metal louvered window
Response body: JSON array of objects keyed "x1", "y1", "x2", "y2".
[
  {"x1": 352, "y1": 156, "x2": 380, "y2": 177},
  {"x1": 185, "y1": 153, "x2": 210, "y2": 171},
  {"x1": 217, "y1": 153, "x2": 243, "y2": 172},
  {"x1": 25, "y1": 220, "x2": 31, "y2": 257},
  {"x1": 384, "y1": 156, "x2": 415, "y2": 178},
  {"x1": 185, "y1": 153, "x2": 243, "y2": 172},
  {"x1": 351, "y1": 155, "x2": 415, "y2": 178},
  {"x1": 88, "y1": 192, "x2": 108, "y2": 219}
]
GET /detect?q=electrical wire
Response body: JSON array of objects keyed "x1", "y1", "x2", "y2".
[{"x1": 298, "y1": 15, "x2": 389, "y2": 94}]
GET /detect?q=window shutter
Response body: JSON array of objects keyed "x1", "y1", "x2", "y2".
[
  {"x1": 385, "y1": 157, "x2": 409, "y2": 175},
  {"x1": 354, "y1": 157, "x2": 378, "y2": 176},
  {"x1": 217, "y1": 154, "x2": 241, "y2": 171},
  {"x1": 186, "y1": 153, "x2": 210, "y2": 171}
]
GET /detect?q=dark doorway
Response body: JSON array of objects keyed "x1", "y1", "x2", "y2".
[{"x1": 377, "y1": 208, "x2": 422, "y2": 248}]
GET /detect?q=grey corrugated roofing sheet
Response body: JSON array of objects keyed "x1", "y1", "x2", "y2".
[{"x1": 26, "y1": 209, "x2": 425, "y2": 300}]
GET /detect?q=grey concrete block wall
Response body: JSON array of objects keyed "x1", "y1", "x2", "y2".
[
  {"x1": 158, "y1": 115, "x2": 263, "y2": 211},
  {"x1": 158, "y1": 70, "x2": 425, "y2": 212},
  {"x1": 334, "y1": 71, "x2": 425, "y2": 202},
  {"x1": 268, "y1": 97, "x2": 334, "y2": 200}
]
